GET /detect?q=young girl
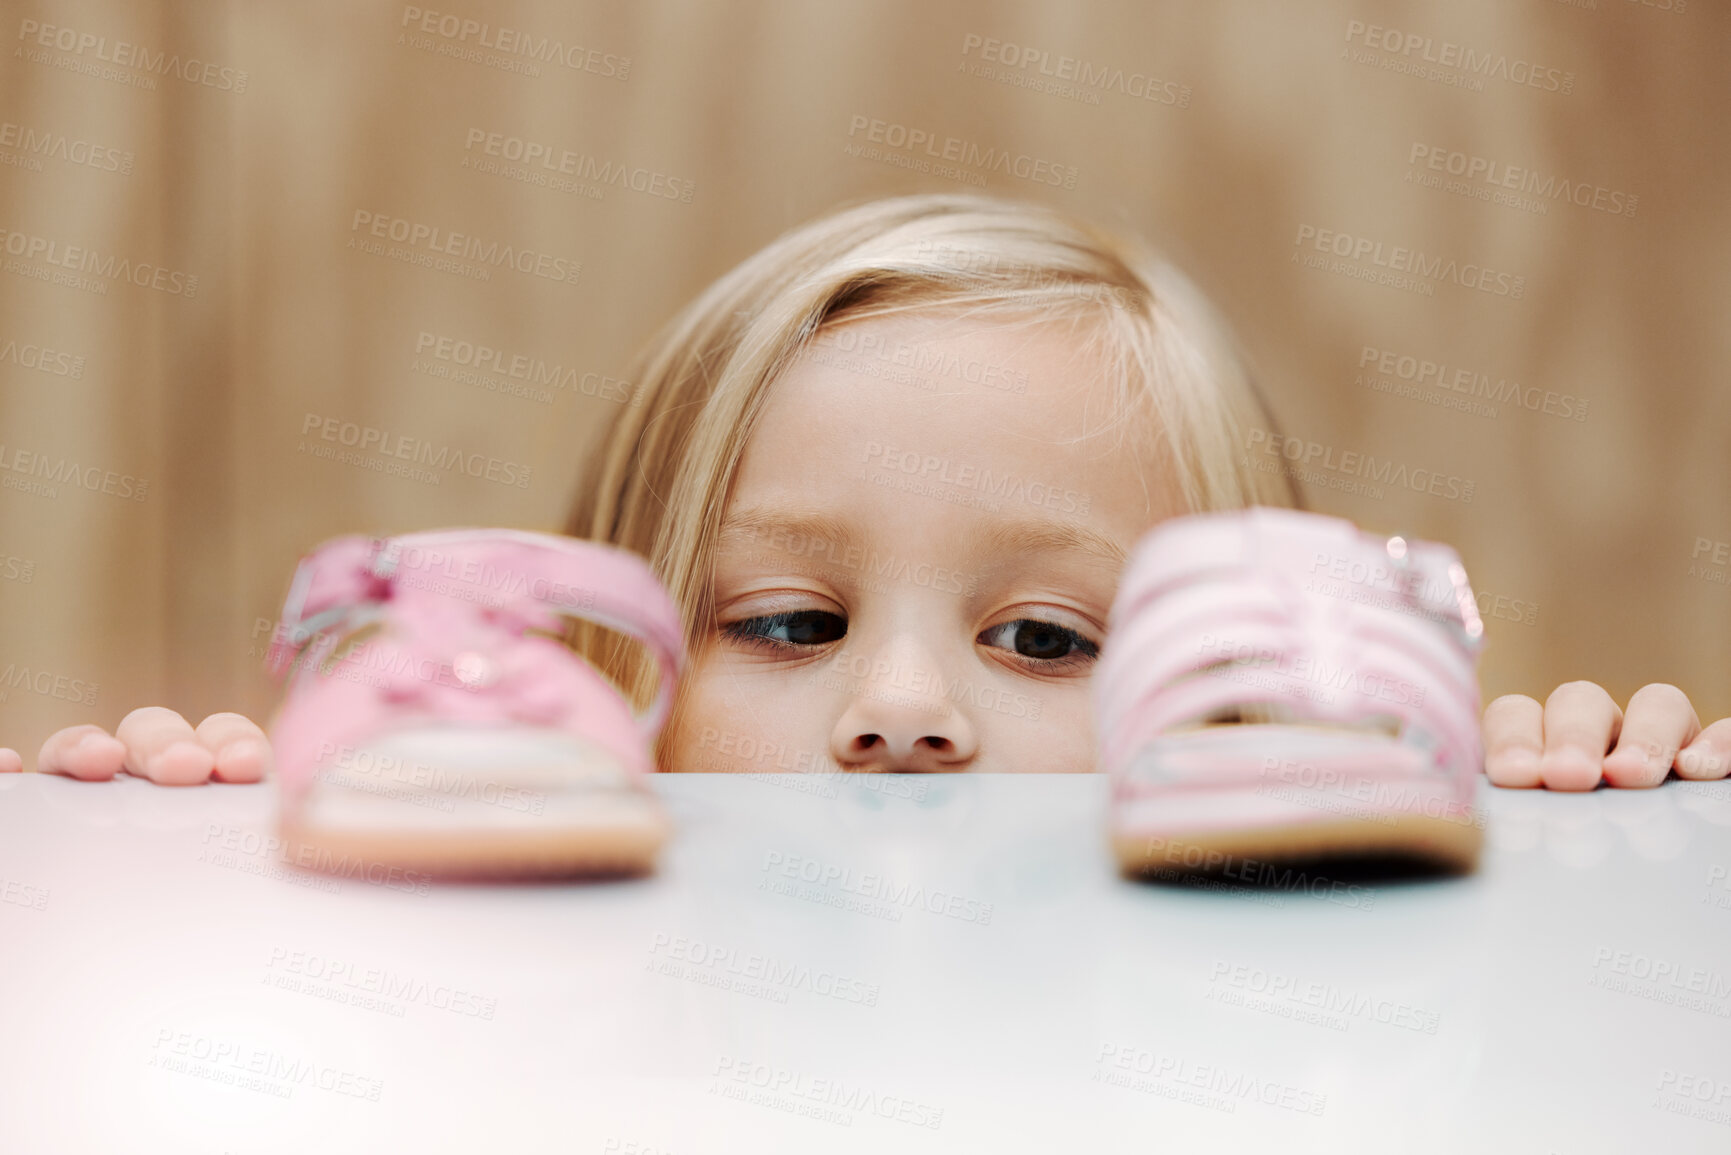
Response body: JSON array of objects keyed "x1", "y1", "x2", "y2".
[{"x1": 13, "y1": 194, "x2": 1730, "y2": 790}]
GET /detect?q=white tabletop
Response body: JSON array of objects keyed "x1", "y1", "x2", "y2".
[{"x1": 3, "y1": 770, "x2": 1730, "y2": 1153}]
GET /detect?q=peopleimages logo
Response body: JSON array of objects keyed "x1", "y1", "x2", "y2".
[
  {"x1": 1093, "y1": 1043, "x2": 1328, "y2": 1115},
  {"x1": 1690, "y1": 536, "x2": 1730, "y2": 590},
  {"x1": 149, "y1": 1029, "x2": 383, "y2": 1100},
  {"x1": 462, "y1": 129, "x2": 693, "y2": 203},
  {"x1": 298, "y1": 412, "x2": 533, "y2": 489},
  {"x1": 1408, "y1": 143, "x2": 1636, "y2": 218},
  {"x1": 202, "y1": 824, "x2": 432, "y2": 895},
  {"x1": 1293, "y1": 225, "x2": 1525, "y2": 298},
  {"x1": 0, "y1": 121, "x2": 134, "y2": 174},
  {"x1": 821, "y1": 649, "x2": 1043, "y2": 720},
  {"x1": 814, "y1": 326, "x2": 1029, "y2": 394},
  {"x1": 1194, "y1": 634, "x2": 1428, "y2": 709},
  {"x1": 398, "y1": 7, "x2": 630, "y2": 79},
  {"x1": 1342, "y1": 20, "x2": 1575, "y2": 94},
  {"x1": 845, "y1": 115, "x2": 1078, "y2": 189},
  {"x1": 728, "y1": 521, "x2": 980, "y2": 598},
  {"x1": 1358, "y1": 345, "x2": 1588, "y2": 421},
  {"x1": 711, "y1": 1056, "x2": 944, "y2": 1130},
  {"x1": 1588, "y1": 946, "x2": 1731, "y2": 1010},
  {"x1": 0, "y1": 878, "x2": 49, "y2": 911},
  {"x1": 1258, "y1": 757, "x2": 1483, "y2": 830},
  {"x1": 861, "y1": 440, "x2": 1091, "y2": 515},
  {"x1": 1208, "y1": 962, "x2": 1443, "y2": 1033},
  {"x1": 0, "y1": 443, "x2": 149, "y2": 502},
  {"x1": 315, "y1": 743, "x2": 548, "y2": 816},
  {"x1": 1243, "y1": 429, "x2": 1475, "y2": 504},
  {"x1": 15, "y1": 19, "x2": 250, "y2": 91},
  {"x1": 760, "y1": 851, "x2": 995, "y2": 926},
  {"x1": 958, "y1": 33, "x2": 1190, "y2": 108},
  {"x1": 413, "y1": 331, "x2": 640, "y2": 406},
  {"x1": 265, "y1": 946, "x2": 498, "y2": 1019},
  {"x1": 0, "y1": 226, "x2": 199, "y2": 296},
  {"x1": 349, "y1": 211, "x2": 580, "y2": 284},
  {"x1": 0, "y1": 663, "x2": 98, "y2": 706},
  {"x1": 649, "y1": 934, "x2": 881, "y2": 1008},
  {"x1": 0, "y1": 337, "x2": 85, "y2": 379}
]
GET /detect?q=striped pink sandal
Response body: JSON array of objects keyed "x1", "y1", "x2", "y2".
[
  {"x1": 1094, "y1": 507, "x2": 1487, "y2": 875},
  {"x1": 264, "y1": 528, "x2": 683, "y2": 879}
]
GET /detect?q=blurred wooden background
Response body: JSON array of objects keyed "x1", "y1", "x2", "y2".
[{"x1": 2, "y1": 0, "x2": 1727, "y2": 759}]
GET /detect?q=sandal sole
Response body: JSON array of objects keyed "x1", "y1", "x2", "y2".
[
  {"x1": 281, "y1": 806, "x2": 668, "y2": 880},
  {"x1": 275, "y1": 725, "x2": 669, "y2": 881},
  {"x1": 1110, "y1": 725, "x2": 1484, "y2": 876},
  {"x1": 1111, "y1": 810, "x2": 1482, "y2": 878}
]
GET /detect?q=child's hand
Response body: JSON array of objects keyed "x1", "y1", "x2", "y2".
[
  {"x1": 1, "y1": 707, "x2": 272, "y2": 785},
  {"x1": 1483, "y1": 683, "x2": 1731, "y2": 790}
]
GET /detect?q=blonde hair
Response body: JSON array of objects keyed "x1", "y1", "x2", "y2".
[{"x1": 564, "y1": 193, "x2": 1298, "y2": 756}]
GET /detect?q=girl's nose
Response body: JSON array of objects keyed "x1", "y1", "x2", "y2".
[{"x1": 827, "y1": 666, "x2": 981, "y2": 772}]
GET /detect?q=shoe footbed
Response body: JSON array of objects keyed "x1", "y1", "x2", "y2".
[
  {"x1": 279, "y1": 726, "x2": 668, "y2": 879},
  {"x1": 1112, "y1": 722, "x2": 1482, "y2": 875}
]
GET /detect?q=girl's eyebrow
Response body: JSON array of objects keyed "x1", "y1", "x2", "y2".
[
  {"x1": 977, "y1": 518, "x2": 1128, "y2": 568},
  {"x1": 720, "y1": 504, "x2": 1125, "y2": 569},
  {"x1": 718, "y1": 508, "x2": 861, "y2": 554}
]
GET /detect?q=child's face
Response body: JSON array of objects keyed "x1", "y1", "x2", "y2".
[{"x1": 666, "y1": 310, "x2": 1181, "y2": 772}]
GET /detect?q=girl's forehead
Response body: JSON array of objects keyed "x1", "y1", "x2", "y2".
[
  {"x1": 788, "y1": 310, "x2": 1130, "y2": 428},
  {"x1": 819, "y1": 308, "x2": 1108, "y2": 371},
  {"x1": 731, "y1": 311, "x2": 1174, "y2": 543}
]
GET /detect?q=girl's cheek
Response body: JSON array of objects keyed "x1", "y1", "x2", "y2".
[
  {"x1": 668, "y1": 645, "x2": 1103, "y2": 773},
  {"x1": 668, "y1": 656, "x2": 835, "y2": 772},
  {"x1": 964, "y1": 683, "x2": 1096, "y2": 773}
]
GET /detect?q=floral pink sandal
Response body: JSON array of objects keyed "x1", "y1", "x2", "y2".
[
  {"x1": 1094, "y1": 507, "x2": 1487, "y2": 875},
  {"x1": 265, "y1": 528, "x2": 683, "y2": 879}
]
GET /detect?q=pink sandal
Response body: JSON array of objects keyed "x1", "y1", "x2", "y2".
[
  {"x1": 1094, "y1": 507, "x2": 1487, "y2": 875},
  {"x1": 264, "y1": 528, "x2": 683, "y2": 879}
]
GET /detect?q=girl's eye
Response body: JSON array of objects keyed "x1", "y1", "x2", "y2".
[
  {"x1": 978, "y1": 619, "x2": 1100, "y2": 665},
  {"x1": 722, "y1": 610, "x2": 848, "y2": 650}
]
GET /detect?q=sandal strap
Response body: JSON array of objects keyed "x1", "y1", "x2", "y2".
[
  {"x1": 1095, "y1": 507, "x2": 1484, "y2": 784},
  {"x1": 266, "y1": 528, "x2": 683, "y2": 738}
]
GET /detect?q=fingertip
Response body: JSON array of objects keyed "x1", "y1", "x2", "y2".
[
  {"x1": 37, "y1": 728, "x2": 127, "y2": 780},
  {"x1": 1540, "y1": 747, "x2": 1604, "y2": 792},
  {"x1": 1546, "y1": 679, "x2": 1617, "y2": 706},
  {"x1": 0, "y1": 748, "x2": 21, "y2": 774},
  {"x1": 1481, "y1": 694, "x2": 1545, "y2": 788},
  {"x1": 1602, "y1": 745, "x2": 1670, "y2": 789},
  {"x1": 1677, "y1": 744, "x2": 1731, "y2": 781},
  {"x1": 118, "y1": 705, "x2": 191, "y2": 733},
  {"x1": 196, "y1": 711, "x2": 268, "y2": 741},
  {"x1": 211, "y1": 737, "x2": 273, "y2": 783},
  {"x1": 142, "y1": 740, "x2": 216, "y2": 786},
  {"x1": 1485, "y1": 747, "x2": 1542, "y2": 789},
  {"x1": 69, "y1": 732, "x2": 129, "y2": 779}
]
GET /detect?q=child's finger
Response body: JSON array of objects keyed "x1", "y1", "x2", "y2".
[
  {"x1": 115, "y1": 707, "x2": 215, "y2": 785},
  {"x1": 1483, "y1": 694, "x2": 1545, "y2": 787},
  {"x1": 35, "y1": 725, "x2": 129, "y2": 780},
  {"x1": 195, "y1": 713, "x2": 273, "y2": 783},
  {"x1": 0, "y1": 748, "x2": 22, "y2": 774},
  {"x1": 1540, "y1": 681, "x2": 1622, "y2": 791},
  {"x1": 1602, "y1": 683, "x2": 1700, "y2": 788},
  {"x1": 1678, "y1": 718, "x2": 1731, "y2": 781}
]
